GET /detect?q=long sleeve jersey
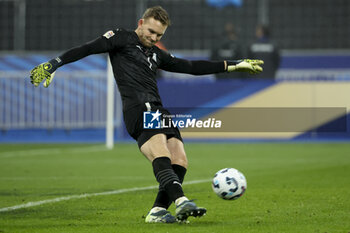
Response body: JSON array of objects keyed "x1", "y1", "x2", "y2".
[{"x1": 52, "y1": 29, "x2": 226, "y2": 111}]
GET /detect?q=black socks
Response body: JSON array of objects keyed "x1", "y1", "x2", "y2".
[
  {"x1": 172, "y1": 164, "x2": 187, "y2": 185},
  {"x1": 152, "y1": 157, "x2": 187, "y2": 209},
  {"x1": 152, "y1": 157, "x2": 186, "y2": 206}
]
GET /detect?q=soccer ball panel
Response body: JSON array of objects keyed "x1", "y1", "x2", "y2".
[{"x1": 212, "y1": 168, "x2": 247, "y2": 200}]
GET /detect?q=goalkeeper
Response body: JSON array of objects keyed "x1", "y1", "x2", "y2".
[{"x1": 30, "y1": 6, "x2": 263, "y2": 224}]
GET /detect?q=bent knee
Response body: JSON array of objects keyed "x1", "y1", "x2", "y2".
[
  {"x1": 140, "y1": 134, "x2": 172, "y2": 162},
  {"x1": 171, "y1": 153, "x2": 188, "y2": 168}
]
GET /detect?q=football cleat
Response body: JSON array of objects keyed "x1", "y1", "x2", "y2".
[
  {"x1": 145, "y1": 209, "x2": 176, "y2": 223},
  {"x1": 175, "y1": 200, "x2": 207, "y2": 222}
]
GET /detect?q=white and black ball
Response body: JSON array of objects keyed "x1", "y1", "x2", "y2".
[{"x1": 212, "y1": 168, "x2": 247, "y2": 200}]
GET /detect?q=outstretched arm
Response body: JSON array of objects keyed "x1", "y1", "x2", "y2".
[
  {"x1": 160, "y1": 53, "x2": 263, "y2": 76},
  {"x1": 30, "y1": 29, "x2": 121, "y2": 87},
  {"x1": 161, "y1": 58, "x2": 226, "y2": 75},
  {"x1": 54, "y1": 37, "x2": 111, "y2": 67}
]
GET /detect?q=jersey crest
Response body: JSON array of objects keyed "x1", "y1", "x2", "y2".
[{"x1": 103, "y1": 30, "x2": 115, "y2": 39}]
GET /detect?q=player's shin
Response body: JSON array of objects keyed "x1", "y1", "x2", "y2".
[
  {"x1": 152, "y1": 164, "x2": 187, "y2": 209},
  {"x1": 152, "y1": 157, "x2": 185, "y2": 202}
]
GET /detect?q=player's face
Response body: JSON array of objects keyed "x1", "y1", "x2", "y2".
[{"x1": 136, "y1": 18, "x2": 167, "y2": 47}]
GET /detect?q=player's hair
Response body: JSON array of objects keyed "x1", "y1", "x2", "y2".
[{"x1": 142, "y1": 6, "x2": 171, "y2": 26}]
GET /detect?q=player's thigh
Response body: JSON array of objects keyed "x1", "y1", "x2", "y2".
[
  {"x1": 167, "y1": 137, "x2": 188, "y2": 168},
  {"x1": 140, "y1": 133, "x2": 172, "y2": 162}
]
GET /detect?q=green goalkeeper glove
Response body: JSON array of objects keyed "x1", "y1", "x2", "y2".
[
  {"x1": 226, "y1": 59, "x2": 264, "y2": 74},
  {"x1": 30, "y1": 61, "x2": 57, "y2": 88}
]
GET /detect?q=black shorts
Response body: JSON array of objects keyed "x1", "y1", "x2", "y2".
[{"x1": 123, "y1": 102, "x2": 183, "y2": 148}]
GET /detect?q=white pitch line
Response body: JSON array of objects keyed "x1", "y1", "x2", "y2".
[
  {"x1": 0, "y1": 179, "x2": 211, "y2": 213},
  {"x1": 0, "y1": 145, "x2": 107, "y2": 158},
  {"x1": 0, "y1": 176, "x2": 150, "y2": 181}
]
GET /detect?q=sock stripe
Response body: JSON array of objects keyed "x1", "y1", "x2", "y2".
[
  {"x1": 155, "y1": 169, "x2": 173, "y2": 181},
  {"x1": 157, "y1": 174, "x2": 178, "y2": 185},
  {"x1": 156, "y1": 169, "x2": 180, "y2": 186}
]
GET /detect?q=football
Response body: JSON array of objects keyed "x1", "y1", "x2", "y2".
[{"x1": 212, "y1": 168, "x2": 247, "y2": 200}]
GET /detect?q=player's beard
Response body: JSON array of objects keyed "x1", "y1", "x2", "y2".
[
  {"x1": 141, "y1": 37, "x2": 154, "y2": 48},
  {"x1": 138, "y1": 31, "x2": 154, "y2": 47}
]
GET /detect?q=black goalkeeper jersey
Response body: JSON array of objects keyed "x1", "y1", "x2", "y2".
[
  {"x1": 55, "y1": 28, "x2": 225, "y2": 111},
  {"x1": 107, "y1": 29, "x2": 168, "y2": 110}
]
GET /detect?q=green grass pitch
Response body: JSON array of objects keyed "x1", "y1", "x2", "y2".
[{"x1": 0, "y1": 143, "x2": 349, "y2": 233}]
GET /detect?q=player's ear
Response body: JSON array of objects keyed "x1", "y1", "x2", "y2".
[{"x1": 138, "y1": 19, "x2": 144, "y2": 27}]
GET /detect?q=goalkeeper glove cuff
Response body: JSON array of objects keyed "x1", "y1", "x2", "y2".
[
  {"x1": 226, "y1": 60, "x2": 241, "y2": 69},
  {"x1": 45, "y1": 57, "x2": 61, "y2": 74}
]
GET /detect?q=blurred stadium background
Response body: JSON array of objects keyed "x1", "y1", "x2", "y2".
[{"x1": 1, "y1": 0, "x2": 350, "y2": 144}]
